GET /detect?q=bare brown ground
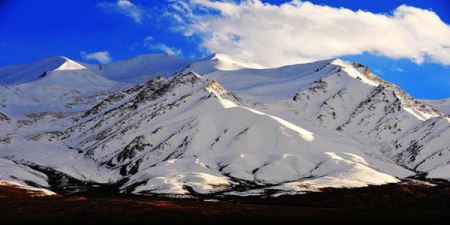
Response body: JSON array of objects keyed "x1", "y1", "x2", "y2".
[{"x1": 1, "y1": 180, "x2": 449, "y2": 225}]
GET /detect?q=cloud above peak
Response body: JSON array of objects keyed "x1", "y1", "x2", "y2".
[
  {"x1": 168, "y1": 0, "x2": 450, "y2": 67},
  {"x1": 143, "y1": 36, "x2": 182, "y2": 56},
  {"x1": 81, "y1": 51, "x2": 112, "y2": 64},
  {"x1": 99, "y1": 0, "x2": 146, "y2": 24}
]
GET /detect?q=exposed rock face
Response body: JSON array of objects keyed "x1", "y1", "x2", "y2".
[
  {"x1": 288, "y1": 61, "x2": 450, "y2": 176},
  {"x1": 0, "y1": 112, "x2": 10, "y2": 121}
]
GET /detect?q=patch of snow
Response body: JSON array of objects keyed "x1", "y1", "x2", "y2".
[
  {"x1": 0, "y1": 157, "x2": 56, "y2": 195},
  {"x1": 0, "y1": 180, "x2": 56, "y2": 196}
]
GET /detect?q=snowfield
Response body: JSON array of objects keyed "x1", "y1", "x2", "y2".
[{"x1": 0, "y1": 54, "x2": 449, "y2": 196}]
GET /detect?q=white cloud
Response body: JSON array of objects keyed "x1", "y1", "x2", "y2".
[
  {"x1": 391, "y1": 67, "x2": 405, "y2": 72},
  {"x1": 168, "y1": 0, "x2": 450, "y2": 67},
  {"x1": 99, "y1": 0, "x2": 146, "y2": 24},
  {"x1": 81, "y1": 51, "x2": 112, "y2": 64},
  {"x1": 143, "y1": 36, "x2": 182, "y2": 56}
]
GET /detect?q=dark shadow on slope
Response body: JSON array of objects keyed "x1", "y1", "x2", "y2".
[
  {"x1": 1, "y1": 179, "x2": 450, "y2": 225},
  {"x1": 23, "y1": 163, "x2": 128, "y2": 197}
]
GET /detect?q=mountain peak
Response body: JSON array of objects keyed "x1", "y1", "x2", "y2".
[
  {"x1": 174, "y1": 71, "x2": 205, "y2": 81},
  {"x1": 185, "y1": 53, "x2": 264, "y2": 75},
  {"x1": 29, "y1": 55, "x2": 85, "y2": 71},
  {"x1": 0, "y1": 56, "x2": 86, "y2": 85},
  {"x1": 209, "y1": 53, "x2": 264, "y2": 70},
  {"x1": 52, "y1": 56, "x2": 86, "y2": 71}
]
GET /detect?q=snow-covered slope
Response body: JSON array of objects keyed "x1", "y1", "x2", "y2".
[
  {"x1": 188, "y1": 58, "x2": 337, "y2": 99},
  {"x1": 0, "y1": 54, "x2": 449, "y2": 197},
  {"x1": 422, "y1": 98, "x2": 450, "y2": 115},
  {"x1": 0, "y1": 157, "x2": 55, "y2": 196},
  {"x1": 58, "y1": 72, "x2": 410, "y2": 195},
  {"x1": 0, "y1": 54, "x2": 202, "y2": 118},
  {"x1": 0, "y1": 56, "x2": 85, "y2": 85},
  {"x1": 186, "y1": 53, "x2": 264, "y2": 75},
  {"x1": 187, "y1": 57, "x2": 450, "y2": 180},
  {"x1": 0, "y1": 57, "x2": 124, "y2": 117}
]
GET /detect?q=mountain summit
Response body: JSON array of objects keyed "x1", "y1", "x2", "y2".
[{"x1": 0, "y1": 56, "x2": 86, "y2": 85}]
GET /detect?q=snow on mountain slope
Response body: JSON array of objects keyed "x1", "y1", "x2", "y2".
[
  {"x1": 0, "y1": 157, "x2": 55, "y2": 195},
  {"x1": 0, "y1": 54, "x2": 449, "y2": 196},
  {"x1": 0, "y1": 57, "x2": 124, "y2": 117},
  {"x1": 56, "y1": 72, "x2": 410, "y2": 195},
  {"x1": 287, "y1": 62, "x2": 450, "y2": 178},
  {"x1": 187, "y1": 56, "x2": 450, "y2": 180},
  {"x1": 187, "y1": 56, "x2": 334, "y2": 100},
  {"x1": 0, "y1": 54, "x2": 198, "y2": 145},
  {"x1": 98, "y1": 54, "x2": 196, "y2": 83},
  {"x1": 0, "y1": 54, "x2": 205, "y2": 118},
  {"x1": 0, "y1": 56, "x2": 85, "y2": 85},
  {"x1": 422, "y1": 98, "x2": 450, "y2": 115},
  {"x1": 186, "y1": 53, "x2": 264, "y2": 75}
]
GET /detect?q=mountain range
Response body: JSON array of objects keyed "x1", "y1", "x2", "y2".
[{"x1": 0, "y1": 53, "x2": 449, "y2": 197}]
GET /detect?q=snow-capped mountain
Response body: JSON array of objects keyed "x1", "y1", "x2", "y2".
[
  {"x1": 0, "y1": 54, "x2": 449, "y2": 196},
  {"x1": 0, "y1": 56, "x2": 85, "y2": 85},
  {"x1": 185, "y1": 53, "x2": 264, "y2": 75},
  {"x1": 0, "y1": 56, "x2": 123, "y2": 117},
  {"x1": 193, "y1": 58, "x2": 449, "y2": 180}
]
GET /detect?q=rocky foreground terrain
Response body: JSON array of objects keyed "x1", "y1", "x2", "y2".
[{"x1": 1, "y1": 180, "x2": 449, "y2": 224}]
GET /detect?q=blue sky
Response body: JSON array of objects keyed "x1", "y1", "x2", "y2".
[{"x1": 0, "y1": 0, "x2": 449, "y2": 99}]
